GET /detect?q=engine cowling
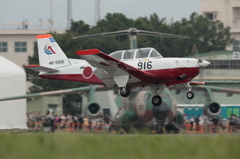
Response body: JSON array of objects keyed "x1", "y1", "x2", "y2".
[
  {"x1": 152, "y1": 102, "x2": 170, "y2": 121},
  {"x1": 203, "y1": 101, "x2": 221, "y2": 118},
  {"x1": 84, "y1": 101, "x2": 101, "y2": 118}
]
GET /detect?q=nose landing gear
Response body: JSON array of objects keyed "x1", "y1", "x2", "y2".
[
  {"x1": 186, "y1": 82, "x2": 194, "y2": 99},
  {"x1": 186, "y1": 91, "x2": 194, "y2": 99},
  {"x1": 152, "y1": 95, "x2": 162, "y2": 106}
]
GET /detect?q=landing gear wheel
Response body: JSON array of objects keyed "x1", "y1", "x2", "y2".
[
  {"x1": 186, "y1": 91, "x2": 194, "y2": 99},
  {"x1": 120, "y1": 87, "x2": 131, "y2": 97},
  {"x1": 152, "y1": 95, "x2": 162, "y2": 106}
]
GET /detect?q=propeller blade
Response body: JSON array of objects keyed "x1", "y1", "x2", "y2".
[
  {"x1": 191, "y1": 44, "x2": 200, "y2": 59},
  {"x1": 191, "y1": 44, "x2": 209, "y2": 71}
]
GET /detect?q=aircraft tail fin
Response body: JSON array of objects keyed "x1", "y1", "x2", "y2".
[{"x1": 36, "y1": 34, "x2": 71, "y2": 69}]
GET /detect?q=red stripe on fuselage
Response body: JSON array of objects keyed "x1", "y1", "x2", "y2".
[
  {"x1": 39, "y1": 74, "x2": 103, "y2": 84},
  {"x1": 39, "y1": 67, "x2": 200, "y2": 86}
]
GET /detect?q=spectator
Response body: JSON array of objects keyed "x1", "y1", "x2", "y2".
[
  {"x1": 78, "y1": 114, "x2": 84, "y2": 130},
  {"x1": 88, "y1": 118, "x2": 92, "y2": 130},
  {"x1": 60, "y1": 114, "x2": 66, "y2": 129},
  {"x1": 228, "y1": 114, "x2": 235, "y2": 132},
  {"x1": 236, "y1": 115, "x2": 240, "y2": 130},
  {"x1": 83, "y1": 116, "x2": 89, "y2": 131},
  {"x1": 104, "y1": 114, "x2": 110, "y2": 131},
  {"x1": 99, "y1": 114, "x2": 104, "y2": 131},
  {"x1": 30, "y1": 111, "x2": 37, "y2": 129},
  {"x1": 49, "y1": 112, "x2": 55, "y2": 132},
  {"x1": 91, "y1": 118, "x2": 96, "y2": 131},
  {"x1": 212, "y1": 117, "x2": 219, "y2": 133},
  {"x1": 183, "y1": 114, "x2": 189, "y2": 123},
  {"x1": 54, "y1": 114, "x2": 59, "y2": 129},
  {"x1": 66, "y1": 113, "x2": 73, "y2": 128},
  {"x1": 73, "y1": 114, "x2": 78, "y2": 130},
  {"x1": 36, "y1": 111, "x2": 42, "y2": 129},
  {"x1": 190, "y1": 115, "x2": 194, "y2": 131},
  {"x1": 194, "y1": 115, "x2": 200, "y2": 132},
  {"x1": 96, "y1": 117, "x2": 101, "y2": 131},
  {"x1": 218, "y1": 116, "x2": 225, "y2": 131}
]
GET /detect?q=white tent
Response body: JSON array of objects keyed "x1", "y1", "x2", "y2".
[{"x1": 0, "y1": 56, "x2": 27, "y2": 129}]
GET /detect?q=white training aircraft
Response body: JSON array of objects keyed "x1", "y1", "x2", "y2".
[{"x1": 26, "y1": 34, "x2": 210, "y2": 106}]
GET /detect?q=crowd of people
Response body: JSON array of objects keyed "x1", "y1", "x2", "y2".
[
  {"x1": 27, "y1": 111, "x2": 240, "y2": 133},
  {"x1": 27, "y1": 111, "x2": 113, "y2": 132},
  {"x1": 183, "y1": 114, "x2": 240, "y2": 133}
]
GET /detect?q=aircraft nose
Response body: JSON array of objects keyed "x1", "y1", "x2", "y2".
[{"x1": 199, "y1": 60, "x2": 210, "y2": 67}]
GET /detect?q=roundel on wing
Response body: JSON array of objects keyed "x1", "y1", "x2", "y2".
[{"x1": 83, "y1": 66, "x2": 93, "y2": 79}]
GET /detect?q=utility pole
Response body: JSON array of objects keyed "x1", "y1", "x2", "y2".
[
  {"x1": 50, "y1": 0, "x2": 53, "y2": 31},
  {"x1": 94, "y1": 0, "x2": 100, "y2": 24},
  {"x1": 67, "y1": 0, "x2": 72, "y2": 30}
]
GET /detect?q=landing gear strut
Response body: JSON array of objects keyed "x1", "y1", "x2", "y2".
[
  {"x1": 186, "y1": 82, "x2": 194, "y2": 99},
  {"x1": 120, "y1": 86, "x2": 131, "y2": 97},
  {"x1": 151, "y1": 84, "x2": 165, "y2": 106}
]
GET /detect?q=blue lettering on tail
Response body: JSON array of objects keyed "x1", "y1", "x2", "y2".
[{"x1": 49, "y1": 38, "x2": 56, "y2": 43}]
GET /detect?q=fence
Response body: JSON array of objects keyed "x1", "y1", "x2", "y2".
[
  {"x1": 27, "y1": 121, "x2": 240, "y2": 134},
  {"x1": 27, "y1": 121, "x2": 112, "y2": 133}
]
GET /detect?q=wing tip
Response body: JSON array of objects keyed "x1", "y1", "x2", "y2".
[{"x1": 76, "y1": 49, "x2": 101, "y2": 55}]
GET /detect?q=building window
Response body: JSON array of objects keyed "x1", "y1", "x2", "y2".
[
  {"x1": 15, "y1": 42, "x2": 27, "y2": 52},
  {"x1": 204, "y1": 13, "x2": 217, "y2": 27},
  {"x1": 205, "y1": 13, "x2": 214, "y2": 20},
  {"x1": 0, "y1": 42, "x2": 8, "y2": 53},
  {"x1": 233, "y1": 40, "x2": 240, "y2": 51},
  {"x1": 206, "y1": 60, "x2": 240, "y2": 69},
  {"x1": 232, "y1": 7, "x2": 240, "y2": 28}
]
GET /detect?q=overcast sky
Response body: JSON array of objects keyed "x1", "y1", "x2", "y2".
[{"x1": 0, "y1": 0, "x2": 200, "y2": 28}]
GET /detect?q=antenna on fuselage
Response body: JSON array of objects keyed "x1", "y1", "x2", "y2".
[{"x1": 72, "y1": 28, "x2": 188, "y2": 49}]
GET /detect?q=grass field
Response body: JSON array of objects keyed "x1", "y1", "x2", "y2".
[{"x1": 0, "y1": 131, "x2": 240, "y2": 159}]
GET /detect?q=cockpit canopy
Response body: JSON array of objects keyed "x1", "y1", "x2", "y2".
[{"x1": 109, "y1": 48, "x2": 163, "y2": 60}]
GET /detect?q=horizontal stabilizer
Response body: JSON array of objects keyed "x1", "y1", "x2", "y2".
[
  {"x1": 76, "y1": 49, "x2": 101, "y2": 55},
  {"x1": 25, "y1": 65, "x2": 59, "y2": 73}
]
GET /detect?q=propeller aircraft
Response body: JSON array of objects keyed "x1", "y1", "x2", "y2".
[{"x1": 25, "y1": 34, "x2": 210, "y2": 107}]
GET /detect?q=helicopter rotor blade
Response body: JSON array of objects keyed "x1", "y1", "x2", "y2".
[
  {"x1": 138, "y1": 30, "x2": 188, "y2": 39},
  {"x1": 72, "y1": 30, "x2": 129, "y2": 39},
  {"x1": 72, "y1": 28, "x2": 188, "y2": 40}
]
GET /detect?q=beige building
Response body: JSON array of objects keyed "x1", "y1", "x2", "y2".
[
  {"x1": 0, "y1": 29, "x2": 65, "y2": 67},
  {"x1": 0, "y1": 29, "x2": 65, "y2": 113},
  {"x1": 200, "y1": 0, "x2": 240, "y2": 50}
]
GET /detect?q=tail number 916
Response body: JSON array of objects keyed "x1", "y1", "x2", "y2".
[{"x1": 138, "y1": 61, "x2": 152, "y2": 70}]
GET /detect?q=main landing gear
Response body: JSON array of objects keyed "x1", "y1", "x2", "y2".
[
  {"x1": 120, "y1": 86, "x2": 131, "y2": 97},
  {"x1": 152, "y1": 95, "x2": 162, "y2": 106},
  {"x1": 186, "y1": 83, "x2": 194, "y2": 99},
  {"x1": 151, "y1": 84, "x2": 165, "y2": 106}
]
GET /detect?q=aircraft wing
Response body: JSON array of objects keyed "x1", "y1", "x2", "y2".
[
  {"x1": 76, "y1": 49, "x2": 157, "y2": 87},
  {"x1": 0, "y1": 85, "x2": 104, "y2": 102}
]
